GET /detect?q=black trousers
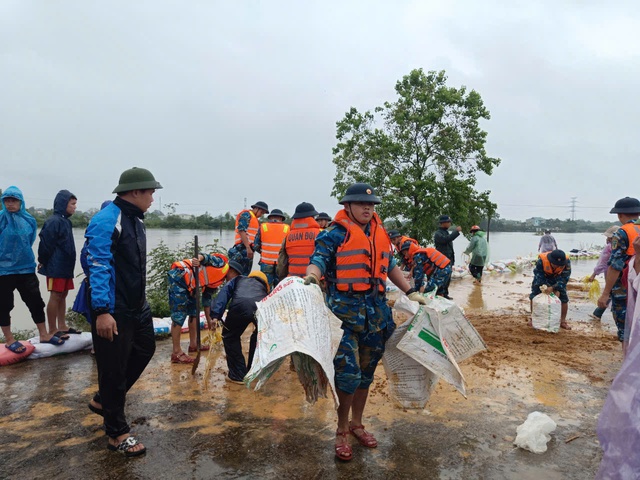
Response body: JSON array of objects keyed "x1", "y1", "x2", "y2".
[
  {"x1": 0, "y1": 273, "x2": 45, "y2": 327},
  {"x1": 222, "y1": 314, "x2": 257, "y2": 381},
  {"x1": 91, "y1": 306, "x2": 155, "y2": 438},
  {"x1": 469, "y1": 264, "x2": 484, "y2": 280}
]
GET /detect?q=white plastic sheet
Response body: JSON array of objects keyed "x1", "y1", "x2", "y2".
[{"x1": 514, "y1": 411, "x2": 557, "y2": 453}]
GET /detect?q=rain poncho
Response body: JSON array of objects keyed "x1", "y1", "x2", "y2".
[
  {"x1": 0, "y1": 186, "x2": 38, "y2": 276},
  {"x1": 464, "y1": 231, "x2": 489, "y2": 266}
]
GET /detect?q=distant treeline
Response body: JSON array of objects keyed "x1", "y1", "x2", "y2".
[
  {"x1": 480, "y1": 217, "x2": 617, "y2": 233},
  {"x1": 27, "y1": 208, "x2": 247, "y2": 230},
  {"x1": 24, "y1": 206, "x2": 615, "y2": 233}
]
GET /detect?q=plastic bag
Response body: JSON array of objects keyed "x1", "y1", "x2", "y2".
[
  {"x1": 531, "y1": 292, "x2": 561, "y2": 333},
  {"x1": 514, "y1": 411, "x2": 557, "y2": 453}
]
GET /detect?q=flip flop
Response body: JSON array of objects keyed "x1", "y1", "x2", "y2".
[
  {"x1": 5, "y1": 341, "x2": 26, "y2": 354},
  {"x1": 53, "y1": 331, "x2": 70, "y2": 340},
  {"x1": 42, "y1": 335, "x2": 66, "y2": 346},
  {"x1": 107, "y1": 436, "x2": 146, "y2": 457},
  {"x1": 63, "y1": 328, "x2": 82, "y2": 334},
  {"x1": 88, "y1": 402, "x2": 104, "y2": 417}
]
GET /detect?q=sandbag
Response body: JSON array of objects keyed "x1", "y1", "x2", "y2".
[
  {"x1": 531, "y1": 293, "x2": 561, "y2": 333},
  {"x1": 245, "y1": 277, "x2": 342, "y2": 405},
  {"x1": 28, "y1": 332, "x2": 93, "y2": 359},
  {"x1": 0, "y1": 341, "x2": 36, "y2": 366},
  {"x1": 153, "y1": 318, "x2": 172, "y2": 335}
]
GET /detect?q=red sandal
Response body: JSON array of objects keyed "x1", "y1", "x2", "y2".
[
  {"x1": 335, "y1": 430, "x2": 353, "y2": 461},
  {"x1": 188, "y1": 345, "x2": 210, "y2": 352},
  {"x1": 349, "y1": 423, "x2": 378, "y2": 448}
]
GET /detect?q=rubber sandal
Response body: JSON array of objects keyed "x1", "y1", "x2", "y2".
[
  {"x1": 171, "y1": 352, "x2": 195, "y2": 364},
  {"x1": 349, "y1": 423, "x2": 378, "y2": 448},
  {"x1": 335, "y1": 430, "x2": 352, "y2": 461},
  {"x1": 88, "y1": 402, "x2": 104, "y2": 417},
  {"x1": 42, "y1": 335, "x2": 66, "y2": 346},
  {"x1": 107, "y1": 436, "x2": 146, "y2": 457},
  {"x1": 53, "y1": 331, "x2": 70, "y2": 340},
  {"x1": 188, "y1": 345, "x2": 210, "y2": 352},
  {"x1": 5, "y1": 341, "x2": 26, "y2": 354}
]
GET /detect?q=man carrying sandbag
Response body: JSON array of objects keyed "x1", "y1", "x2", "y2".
[
  {"x1": 529, "y1": 249, "x2": 572, "y2": 330},
  {"x1": 304, "y1": 182, "x2": 427, "y2": 462}
]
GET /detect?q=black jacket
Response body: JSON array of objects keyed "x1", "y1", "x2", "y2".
[
  {"x1": 38, "y1": 190, "x2": 76, "y2": 278},
  {"x1": 433, "y1": 227, "x2": 460, "y2": 263}
]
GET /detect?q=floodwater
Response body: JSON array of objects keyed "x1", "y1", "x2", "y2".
[
  {"x1": 0, "y1": 271, "x2": 620, "y2": 479},
  {"x1": 11, "y1": 229, "x2": 605, "y2": 331}
]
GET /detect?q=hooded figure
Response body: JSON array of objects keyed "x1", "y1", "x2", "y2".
[
  {"x1": 38, "y1": 189, "x2": 77, "y2": 279},
  {"x1": 0, "y1": 186, "x2": 38, "y2": 275}
]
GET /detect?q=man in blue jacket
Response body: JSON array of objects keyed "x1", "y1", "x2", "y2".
[
  {"x1": 84, "y1": 167, "x2": 162, "y2": 458},
  {"x1": 38, "y1": 189, "x2": 78, "y2": 336}
]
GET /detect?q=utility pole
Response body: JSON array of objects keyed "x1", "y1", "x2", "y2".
[{"x1": 570, "y1": 197, "x2": 577, "y2": 221}]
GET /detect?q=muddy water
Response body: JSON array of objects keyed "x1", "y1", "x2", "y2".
[{"x1": 0, "y1": 271, "x2": 620, "y2": 479}]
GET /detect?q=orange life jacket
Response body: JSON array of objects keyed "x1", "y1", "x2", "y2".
[
  {"x1": 171, "y1": 253, "x2": 229, "y2": 293},
  {"x1": 411, "y1": 247, "x2": 451, "y2": 276},
  {"x1": 399, "y1": 235, "x2": 418, "y2": 249},
  {"x1": 259, "y1": 222, "x2": 290, "y2": 265},
  {"x1": 234, "y1": 209, "x2": 259, "y2": 245},
  {"x1": 285, "y1": 217, "x2": 321, "y2": 277},
  {"x1": 330, "y1": 209, "x2": 392, "y2": 293},
  {"x1": 621, "y1": 222, "x2": 640, "y2": 255},
  {"x1": 539, "y1": 252, "x2": 566, "y2": 277}
]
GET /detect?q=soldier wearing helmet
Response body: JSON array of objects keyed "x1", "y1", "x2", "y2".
[
  {"x1": 598, "y1": 197, "x2": 640, "y2": 341},
  {"x1": 303, "y1": 182, "x2": 427, "y2": 461},
  {"x1": 529, "y1": 249, "x2": 572, "y2": 330},
  {"x1": 253, "y1": 208, "x2": 289, "y2": 288}
]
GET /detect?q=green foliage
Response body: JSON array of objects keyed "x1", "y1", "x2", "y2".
[
  {"x1": 332, "y1": 68, "x2": 501, "y2": 244},
  {"x1": 65, "y1": 308, "x2": 90, "y2": 332},
  {"x1": 146, "y1": 239, "x2": 227, "y2": 318}
]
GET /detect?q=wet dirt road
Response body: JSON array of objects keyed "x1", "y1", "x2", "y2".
[{"x1": 0, "y1": 272, "x2": 621, "y2": 479}]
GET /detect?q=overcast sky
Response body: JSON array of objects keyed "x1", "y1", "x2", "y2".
[{"x1": 1, "y1": 1, "x2": 638, "y2": 222}]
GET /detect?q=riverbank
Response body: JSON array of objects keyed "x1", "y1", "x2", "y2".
[{"x1": 0, "y1": 270, "x2": 620, "y2": 479}]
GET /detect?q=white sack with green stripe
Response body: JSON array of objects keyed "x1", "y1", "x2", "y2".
[{"x1": 396, "y1": 294, "x2": 487, "y2": 398}]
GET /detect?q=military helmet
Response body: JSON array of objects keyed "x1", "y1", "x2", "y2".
[
  {"x1": 112, "y1": 167, "x2": 163, "y2": 194},
  {"x1": 399, "y1": 240, "x2": 413, "y2": 252},
  {"x1": 316, "y1": 212, "x2": 332, "y2": 221},
  {"x1": 251, "y1": 201, "x2": 269, "y2": 213},
  {"x1": 388, "y1": 229, "x2": 401, "y2": 239},
  {"x1": 548, "y1": 249, "x2": 567, "y2": 266},
  {"x1": 228, "y1": 261, "x2": 244, "y2": 274},
  {"x1": 292, "y1": 202, "x2": 319, "y2": 219},
  {"x1": 268, "y1": 208, "x2": 286, "y2": 220},
  {"x1": 339, "y1": 183, "x2": 381, "y2": 204},
  {"x1": 438, "y1": 215, "x2": 452, "y2": 223},
  {"x1": 609, "y1": 197, "x2": 640, "y2": 214}
]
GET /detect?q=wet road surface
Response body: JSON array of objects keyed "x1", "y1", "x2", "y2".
[{"x1": 0, "y1": 272, "x2": 620, "y2": 479}]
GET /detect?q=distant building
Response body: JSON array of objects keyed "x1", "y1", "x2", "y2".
[{"x1": 525, "y1": 217, "x2": 545, "y2": 227}]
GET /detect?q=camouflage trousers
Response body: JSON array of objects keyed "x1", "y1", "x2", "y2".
[
  {"x1": 334, "y1": 323, "x2": 395, "y2": 394},
  {"x1": 259, "y1": 262, "x2": 278, "y2": 289},
  {"x1": 610, "y1": 280, "x2": 627, "y2": 342}
]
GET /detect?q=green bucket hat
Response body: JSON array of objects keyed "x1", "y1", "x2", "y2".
[{"x1": 112, "y1": 167, "x2": 163, "y2": 194}]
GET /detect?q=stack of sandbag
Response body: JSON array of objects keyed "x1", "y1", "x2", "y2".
[{"x1": 383, "y1": 293, "x2": 487, "y2": 408}]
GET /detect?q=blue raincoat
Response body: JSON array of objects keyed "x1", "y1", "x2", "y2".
[{"x1": 0, "y1": 186, "x2": 38, "y2": 276}]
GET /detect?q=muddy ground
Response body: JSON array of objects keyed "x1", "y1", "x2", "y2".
[{"x1": 0, "y1": 271, "x2": 621, "y2": 480}]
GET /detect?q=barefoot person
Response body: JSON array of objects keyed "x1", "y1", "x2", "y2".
[
  {"x1": 0, "y1": 186, "x2": 65, "y2": 352},
  {"x1": 529, "y1": 249, "x2": 572, "y2": 330},
  {"x1": 304, "y1": 182, "x2": 427, "y2": 461},
  {"x1": 38, "y1": 189, "x2": 78, "y2": 336},
  {"x1": 85, "y1": 167, "x2": 162, "y2": 458}
]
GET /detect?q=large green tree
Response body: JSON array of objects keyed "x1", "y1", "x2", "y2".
[{"x1": 332, "y1": 69, "x2": 501, "y2": 244}]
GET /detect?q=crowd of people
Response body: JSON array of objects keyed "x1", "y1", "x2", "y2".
[{"x1": 3, "y1": 166, "x2": 639, "y2": 463}]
